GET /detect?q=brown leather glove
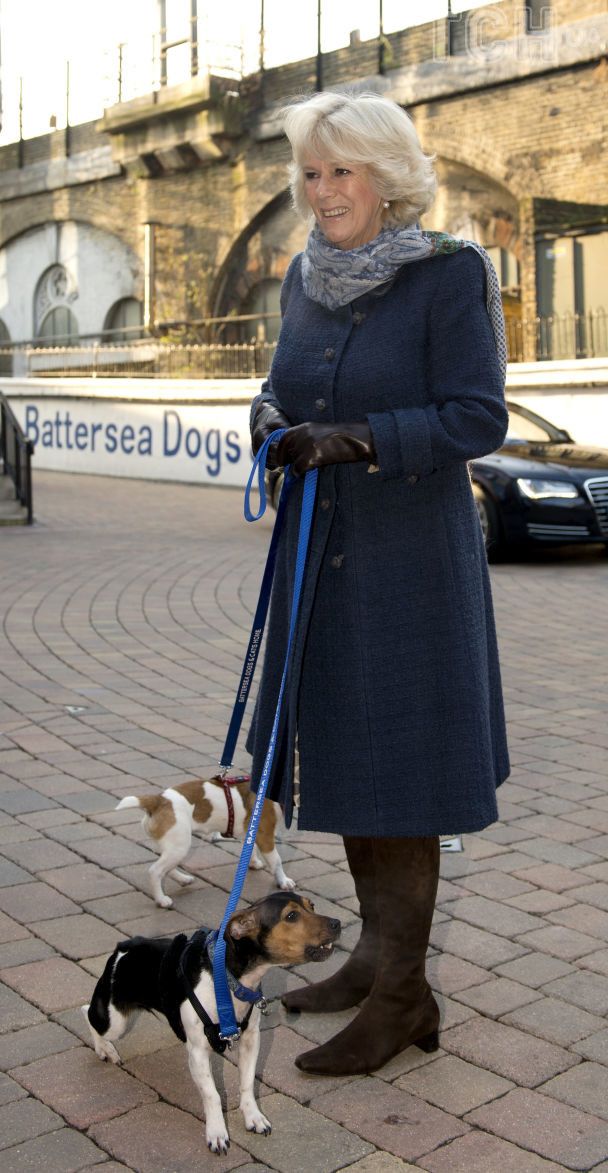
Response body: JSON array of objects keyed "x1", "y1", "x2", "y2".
[
  {"x1": 251, "y1": 400, "x2": 292, "y2": 470},
  {"x1": 275, "y1": 421, "x2": 377, "y2": 478}
]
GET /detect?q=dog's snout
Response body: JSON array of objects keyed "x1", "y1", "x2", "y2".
[{"x1": 328, "y1": 918, "x2": 340, "y2": 935}]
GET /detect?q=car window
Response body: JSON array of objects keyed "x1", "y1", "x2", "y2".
[{"x1": 506, "y1": 412, "x2": 554, "y2": 443}]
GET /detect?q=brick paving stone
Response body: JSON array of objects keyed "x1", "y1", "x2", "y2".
[
  {"x1": 89, "y1": 1101, "x2": 250, "y2": 1172},
  {"x1": 418, "y1": 1129, "x2": 576, "y2": 1172},
  {"x1": 127, "y1": 1042, "x2": 272, "y2": 1118},
  {"x1": 0, "y1": 981, "x2": 45, "y2": 1033},
  {"x1": 345, "y1": 1155, "x2": 418, "y2": 1171},
  {"x1": 0, "y1": 790, "x2": 57, "y2": 815},
  {"x1": 229, "y1": 1091, "x2": 374, "y2": 1172},
  {"x1": 494, "y1": 953, "x2": 576, "y2": 988},
  {"x1": 0, "y1": 1021, "x2": 81, "y2": 1071},
  {"x1": 12, "y1": 1047, "x2": 157, "y2": 1129},
  {"x1": 1, "y1": 1128, "x2": 108, "y2": 1172},
  {"x1": 0, "y1": 1073, "x2": 28, "y2": 1106},
  {"x1": 0, "y1": 913, "x2": 31, "y2": 945},
  {"x1": 396, "y1": 1053, "x2": 513, "y2": 1115},
  {"x1": 19, "y1": 809, "x2": 82, "y2": 828},
  {"x1": 0, "y1": 839, "x2": 80, "y2": 877},
  {"x1": 510, "y1": 814, "x2": 594, "y2": 844},
  {"x1": 453, "y1": 976, "x2": 542, "y2": 1018},
  {"x1": 515, "y1": 838, "x2": 599, "y2": 869},
  {"x1": 570, "y1": 882, "x2": 608, "y2": 911},
  {"x1": 241, "y1": 1024, "x2": 360, "y2": 1104},
  {"x1": 74, "y1": 834, "x2": 155, "y2": 868},
  {"x1": 116, "y1": 909, "x2": 198, "y2": 938},
  {"x1": 439, "y1": 895, "x2": 543, "y2": 938},
  {"x1": 467, "y1": 1086, "x2": 608, "y2": 1170},
  {"x1": 425, "y1": 952, "x2": 490, "y2": 996},
  {"x1": 579, "y1": 949, "x2": 608, "y2": 977},
  {"x1": 501, "y1": 996, "x2": 605, "y2": 1047},
  {"x1": 0, "y1": 858, "x2": 34, "y2": 887},
  {"x1": 457, "y1": 870, "x2": 534, "y2": 899},
  {"x1": 541, "y1": 1062, "x2": 608, "y2": 1122},
  {"x1": 506, "y1": 890, "x2": 576, "y2": 914},
  {"x1": 81, "y1": 890, "x2": 158, "y2": 924},
  {"x1": 440, "y1": 1017, "x2": 579, "y2": 1086},
  {"x1": 310, "y1": 1077, "x2": 468, "y2": 1163},
  {"x1": 572, "y1": 1028, "x2": 608, "y2": 1064},
  {"x1": 430, "y1": 920, "x2": 528, "y2": 968},
  {"x1": 543, "y1": 971, "x2": 608, "y2": 1015},
  {"x1": 512, "y1": 863, "x2": 591, "y2": 892},
  {"x1": 30, "y1": 913, "x2": 119, "y2": 960},
  {"x1": 46, "y1": 821, "x2": 111, "y2": 845},
  {"x1": 0, "y1": 1097, "x2": 63, "y2": 1149},
  {"x1": 0, "y1": 938, "x2": 56, "y2": 969},
  {"x1": 0, "y1": 881, "x2": 80, "y2": 923},
  {"x1": 547, "y1": 902, "x2": 608, "y2": 940},
  {"x1": 515, "y1": 924, "x2": 600, "y2": 961},
  {"x1": 0, "y1": 957, "x2": 93, "y2": 1013},
  {"x1": 39, "y1": 863, "x2": 131, "y2": 901}
]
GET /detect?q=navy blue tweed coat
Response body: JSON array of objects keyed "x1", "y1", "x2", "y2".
[{"x1": 246, "y1": 247, "x2": 510, "y2": 836}]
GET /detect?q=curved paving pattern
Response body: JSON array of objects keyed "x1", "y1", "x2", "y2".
[{"x1": 0, "y1": 470, "x2": 608, "y2": 1171}]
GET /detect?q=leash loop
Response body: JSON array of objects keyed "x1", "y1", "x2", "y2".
[{"x1": 213, "y1": 438, "x2": 318, "y2": 1041}]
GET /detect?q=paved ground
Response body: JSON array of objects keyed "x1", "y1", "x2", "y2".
[{"x1": 1, "y1": 470, "x2": 608, "y2": 1173}]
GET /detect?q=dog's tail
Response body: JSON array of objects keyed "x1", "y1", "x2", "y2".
[{"x1": 116, "y1": 795, "x2": 164, "y2": 815}]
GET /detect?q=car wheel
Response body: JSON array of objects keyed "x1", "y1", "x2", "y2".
[{"x1": 472, "y1": 483, "x2": 504, "y2": 561}]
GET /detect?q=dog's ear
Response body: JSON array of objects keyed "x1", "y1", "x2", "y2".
[{"x1": 228, "y1": 908, "x2": 260, "y2": 940}]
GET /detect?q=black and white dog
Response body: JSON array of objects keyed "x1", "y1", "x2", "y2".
[{"x1": 83, "y1": 892, "x2": 340, "y2": 1154}]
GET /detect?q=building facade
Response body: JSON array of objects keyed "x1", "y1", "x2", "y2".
[{"x1": 0, "y1": 0, "x2": 606, "y2": 362}]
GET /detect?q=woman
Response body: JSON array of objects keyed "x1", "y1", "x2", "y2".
[{"x1": 246, "y1": 91, "x2": 510, "y2": 1076}]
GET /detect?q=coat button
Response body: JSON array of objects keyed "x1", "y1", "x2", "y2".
[
  {"x1": 320, "y1": 498, "x2": 331, "y2": 510},
  {"x1": 315, "y1": 398, "x2": 326, "y2": 411},
  {"x1": 330, "y1": 554, "x2": 344, "y2": 568},
  {"x1": 352, "y1": 311, "x2": 365, "y2": 325},
  {"x1": 407, "y1": 474, "x2": 420, "y2": 485},
  {"x1": 324, "y1": 347, "x2": 335, "y2": 361}
]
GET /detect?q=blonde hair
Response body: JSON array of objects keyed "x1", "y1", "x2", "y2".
[{"x1": 283, "y1": 91, "x2": 437, "y2": 228}]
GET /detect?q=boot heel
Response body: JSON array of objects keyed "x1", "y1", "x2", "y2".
[{"x1": 415, "y1": 1029, "x2": 439, "y2": 1053}]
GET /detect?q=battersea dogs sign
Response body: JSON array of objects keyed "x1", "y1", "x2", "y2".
[{"x1": 6, "y1": 384, "x2": 256, "y2": 487}]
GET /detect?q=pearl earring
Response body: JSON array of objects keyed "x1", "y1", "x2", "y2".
[{"x1": 383, "y1": 201, "x2": 390, "y2": 209}]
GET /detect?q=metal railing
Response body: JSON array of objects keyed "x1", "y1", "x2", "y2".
[
  {"x1": 0, "y1": 392, "x2": 34, "y2": 524},
  {"x1": 0, "y1": 310, "x2": 605, "y2": 380}
]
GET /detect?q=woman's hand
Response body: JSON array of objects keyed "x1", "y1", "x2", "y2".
[
  {"x1": 276, "y1": 422, "x2": 377, "y2": 478},
  {"x1": 251, "y1": 400, "x2": 292, "y2": 469}
]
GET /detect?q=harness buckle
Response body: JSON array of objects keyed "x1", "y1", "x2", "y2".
[
  {"x1": 258, "y1": 997, "x2": 269, "y2": 1015},
  {"x1": 220, "y1": 1028, "x2": 241, "y2": 1048}
]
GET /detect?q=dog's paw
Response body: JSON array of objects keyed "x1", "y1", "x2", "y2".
[
  {"x1": 155, "y1": 894, "x2": 173, "y2": 909},
  {"x1": 245, "y1": 1110, "x2": 272, "y2": 1136},
  {"x1": 249, "y1": 856, "x2": 264, "y2": 870},
  {"x1": 278, "y1": 875, "x2": 297, "y2": 891},
  {"x1": 94, "y1": 1039, "x2": 121, "y2": 1064},
  {"x1": 206, "y1": 1127, "x2": 230, "y2": 1155}
]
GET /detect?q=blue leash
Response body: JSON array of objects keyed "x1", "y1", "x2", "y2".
[{"x1": 212, "y1": 431, "x2": 318, "y2": 1042}]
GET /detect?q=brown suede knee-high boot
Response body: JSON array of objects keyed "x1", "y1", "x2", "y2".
[
  {"x1": 282, "y1": 836, "x2": 377, "y2": 1013},
  {"x1": 294, "y1": 836, "x2": 440, "y2": 1075}
]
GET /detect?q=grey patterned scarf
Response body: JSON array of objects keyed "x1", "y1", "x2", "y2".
[{"x1": 302, "y1": 224, "x2": 507, "y2": 381}]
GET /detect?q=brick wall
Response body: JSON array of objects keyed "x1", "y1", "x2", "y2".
[{"x1": 0, "y1": 0, "x2": 605, "y2": 334}]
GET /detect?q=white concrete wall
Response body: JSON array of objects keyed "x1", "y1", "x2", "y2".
[
  {"x1": 0, "y1": 222, "x2": 143, "y2": 343},
  {"x1": 2, "y1": 364, "x2": 608, "y2": 488}
]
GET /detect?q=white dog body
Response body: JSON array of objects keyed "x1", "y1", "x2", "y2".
[{"x1": 116, "y1": 775, "x2": 294, "y2": 907}]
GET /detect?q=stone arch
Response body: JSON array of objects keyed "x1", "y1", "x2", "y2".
[
  {"x1": 210, "y1": 189, "x2": 307, "y2": 323},
  {"x1": 428, "y1": 154, "x2": 522, "y2": 262}
]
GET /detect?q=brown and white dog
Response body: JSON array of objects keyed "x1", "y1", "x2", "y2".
[
  {"x1": 117, "y1": 775, "x2": 294, "y2": 908},
  {"x1": 82, "y1": 892, "x2": 340, "y2": 1154}
]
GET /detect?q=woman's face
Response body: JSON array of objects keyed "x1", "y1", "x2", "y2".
[{"x1": 302, "y1": 156, "x2": 384, "y2": 250}]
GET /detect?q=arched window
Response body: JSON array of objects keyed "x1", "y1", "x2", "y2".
[
  {"x1": 0, "y1": 319, "x2": 12, "y2": 375},
  {"x1": 37, "y1": 307, "x2": 79, "y2": 344},
  {"x1": 240, "y1": 279, "x2": 282, "y2": 343},
  {"x1": 103, "y1": 298, "x2": 144, "y2": 342}
]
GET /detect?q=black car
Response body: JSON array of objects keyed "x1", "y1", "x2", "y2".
[
  {"x1": 267, "y1": 402, "x2": 608, "y2": 560},
  {"x1": 472, "y1": 401, "x2": 608, "y2": 558}
]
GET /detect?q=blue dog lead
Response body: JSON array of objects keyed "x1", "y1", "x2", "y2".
[{"x1": 212, "y1": 432, "x2": 319, "y2": 1042}]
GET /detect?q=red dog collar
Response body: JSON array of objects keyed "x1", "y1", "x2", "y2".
[{"x1": 214, "y1": 773, "x2": 251, "y2": 838}]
